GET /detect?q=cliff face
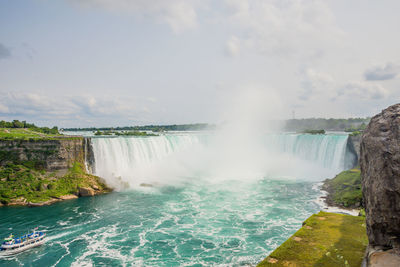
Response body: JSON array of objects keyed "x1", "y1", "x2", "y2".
[
  {"x1": 348, "y1": 135, "x2": 361, "y2": 163},
  {"x1": 0, "y1": 137, "x2": 88, "y2": 172},
  {"x1": 360, "y1": 104, "x2": 400, "y2": 261},
  {"x1": 0, "y1": 137, "x2": 110, "y2": 206}
]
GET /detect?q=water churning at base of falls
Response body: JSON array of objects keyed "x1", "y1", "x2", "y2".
[
  {"x1": 90, "y1": 133, "x2": 352, "y2": 189},
  {"x1": 0, "y1": 133, "x2": 355, "y2": 266}
]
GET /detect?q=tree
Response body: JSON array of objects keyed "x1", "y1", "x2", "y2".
[{"x1": 12, "y1": 120, "x2": 24, "y2": 128}]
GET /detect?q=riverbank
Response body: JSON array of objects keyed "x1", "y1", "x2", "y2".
[
  {"x1": 321, "y1": 168, "x2": 362, "y2": 212},
  {"x1": 315, "y1": 184, "x2": 360, "y2": 217},
  {"x1": 257, "y1": 211, "x2": 368, "y2": 266},
  {"x1": 0, "y1": 128, "x2": 111, "y2": 207},
  {"x1": 0, "y1": 162, "x2": 111, "y2": 207}
]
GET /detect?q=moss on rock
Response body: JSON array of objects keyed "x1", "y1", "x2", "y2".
[{"x1": 257, "y1": 211, "x2": 368, "y2": 267}]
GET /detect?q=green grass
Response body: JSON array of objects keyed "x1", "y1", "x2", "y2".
[
  {"x1": 0, "y1": 162, "x2": 109, "y2": 204},
  {"x1": 349, "y1": 131, "x2": 361, "y2": 136},
  {"x1": 257, "y1": 211, "x2": 368, "y2": 267},
  {"x1": 324, "y1": 168, "x2": 362, "y2": 208},
  {"x1": 0, "y1": 128, "x2": 79, "y2": 141}
]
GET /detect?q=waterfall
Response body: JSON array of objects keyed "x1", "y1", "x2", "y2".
[
  {"x1": 90, "y1": 134, "x2": 204, "y2": 189},
  {"x1": 89, "y1": 133, "x2": 356, "y2": 189},
  {"x1": 265, "y1": 134, "x2": 353, "y2": 171}
]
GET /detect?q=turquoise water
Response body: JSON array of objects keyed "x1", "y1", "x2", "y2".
[
  {"x1": 0, "y1": 133, "x2": 352, "y2": 266},
  {"x1": 0, "y1": 178, "x2": 321, "y2": 266}
]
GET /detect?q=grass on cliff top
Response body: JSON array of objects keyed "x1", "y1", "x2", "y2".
[
  {"x1": 0, "y1": 128, "x2": 80, "y2": 140},
  {"x1": 257, "y1": 211, "x2": 367, "y2": 267},
  {"x1": 325, "y1": 168, "x2": 362, "y2": 208},
  {"x1": 0, "y1": 162, "x2": 109, "y2": 204}
]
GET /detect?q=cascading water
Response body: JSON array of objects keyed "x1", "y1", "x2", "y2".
[
  {"x1": 1, "y1": 133, "x2": 358, "y2": 266},
  {"x1": 90, "y1": 133, "x2": 354, "y2": 188},
  {"x1": 90, "y1": 134, "x2": 205, "y2": 189},
  {"x1": 265, "y1": 133, "x2": 354, "y2": 173}
]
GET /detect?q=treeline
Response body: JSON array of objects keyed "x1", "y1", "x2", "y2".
[
  {"x1": 0, "y1": 120, "x2": 59, "y2": 135},
  {"x1": 64, "y1": 119, "x2": 370, "y2": 133},
  {"x1": 94, "y1": 130, "x2": 158, "y2": 136},
  {"x1": 64, "y1": 123, "x2": 216, "y2": 132},
  {"x1": 285, "y1": 118, "x2": 370, "y2": 132}
]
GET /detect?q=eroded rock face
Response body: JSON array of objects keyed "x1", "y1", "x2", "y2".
[
  {"x1": 78, "y1": 187, "x2": 95, "y2": 197},
  {"x1": 0, "y1": 137, "x2": 91, "y2": 172},
  {"x1": 360, "y1": 103, "x2": 400, "y2": 250}
]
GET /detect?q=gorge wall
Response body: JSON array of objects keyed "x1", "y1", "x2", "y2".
[
  {"x1": 360, "y1": 103, "x2": 400, "y2": 265},
  {"x1": 347, "y1": 135, "x2": 361, "y2": 164},
  {"x1": 0, "y1": 137, "x2": 89, "y2": 172}
]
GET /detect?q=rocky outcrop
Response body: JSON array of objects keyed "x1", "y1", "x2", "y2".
[
  {"x1": 0, "y1": 137, "x2": 111, "y2": 207},
  {"x1": 360, "y1": 103, "x2": 400, "y2": 264},
  {"x1": 348, "y1": 135, "x2": 361, "y2": 163},
  {"x1": 78, "y1": 187, "x2": 95, "y2": 197},
  {"x1": 0, "y1": 137, "x2": 90, "y2": 172},
  {"x1": 84, "y1": 138, "x2": 95, "y2": 173}
]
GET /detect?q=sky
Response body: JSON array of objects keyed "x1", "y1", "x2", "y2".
[{"x1": 0, "y1": 0, "x2": 399, "y2": 127}]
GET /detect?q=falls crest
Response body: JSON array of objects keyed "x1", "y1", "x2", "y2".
[{"x1": 89, "y1": 133, "x2": 355, "y2": 189}]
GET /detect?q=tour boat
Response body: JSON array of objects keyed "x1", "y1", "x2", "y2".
[{"x1": 0, "y1": 228, "x2": 46, "y2": 256}]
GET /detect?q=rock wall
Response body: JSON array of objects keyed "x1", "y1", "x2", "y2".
[
  {"x1": 360, "y1": 103, "x2": 400, "y2": 251},
  {"x1": 348, "y1": 135, "x2": 361, "y2": 163},
  {"x1": 0, "y1": 137, "x2": 89, "y2": 171},
  {"x1": 84, "y1": 137, "x2": 95, "y2": 174},
  {"x1": 344, "y1": 136, "x2": 359, "y2": 169}
]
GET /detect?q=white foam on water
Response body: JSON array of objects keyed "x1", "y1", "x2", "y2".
[
  {"x1": 90, "y1": 133, "x2": 353, "y2": 190},
  {"x1": 313, "y1": 182, "x2": 360, "y2": 216},
  {"x1": 70, "y1": 224, "x2": 131, "y2": 267}
]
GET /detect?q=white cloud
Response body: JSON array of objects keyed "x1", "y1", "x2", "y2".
[
  {"x1": 0, "y1": 103, "x2": 9, "y2": 113},
  {"x1": 364, "y1": 62, "x2": 400, "y2": 81},
  {"x1": 338, "y1": 81, "x2": 389, "y2": 100},
  {"x1": 0, "y1": 92, "x2": 159, "y2": 126},
  {"x1": 69, "y1": 0, "x2": 204, "y2": 33},
  {"x1": 69, "y1": 1, "x2": 344, "y2": 56},
  {"x1": 225, "y1": 36, "x2": 240, "y2": 56},
  {"x1": 298, "y1": 67, "x2": 390, "y2": 104},
  {"x1": 222, "y1": 0, "x2": 344, "y2": 59},
  {"x1": 299, "y1": 68, "x2": 335, "y2": 100}
]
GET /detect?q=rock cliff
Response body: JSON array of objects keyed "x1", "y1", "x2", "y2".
[
  {"x1": 360, "y1": 103, "x2": 400, "y2": 265},
  {"x1": 0, "y1": 137, "x2": 109, "y2": 206},
  {"x1": 348, "y1": 135, "x2": 361, "y2": 163},
  {"x1": 0, "y1": 137, "x2": 89, "y2": 172}
]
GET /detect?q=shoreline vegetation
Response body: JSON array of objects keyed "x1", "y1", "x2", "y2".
[
  {"x1": 300, "y1": 129, "x2": 326, "y2": 134},
  {"x1": 257, "y1": 169, "x2": 365, "y2": 266},
  {"x1": 94, "y1": 130, "x2": 158, "y2": 137},
  {"x1": 64, "y1": 123, "x2": 216, "y2": 132},
  {"x1": 62, "y1": 118, "x2": 370, "y2": 133},
  {"x1": 322, "y1": 168, "x2": 363, "y2": 210},
  {"x1": 0, "y1": 120, "x2": 111, "y2": 207},
  {"x1": 0, "y1": 128, "x2": 81, "y2": 141},
  {"x1": 257, "y1": 211, "x2": 368, "y2": 267},
  {"x1": 0, "y1": 162, "x2": 110, "y2": 207}
]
